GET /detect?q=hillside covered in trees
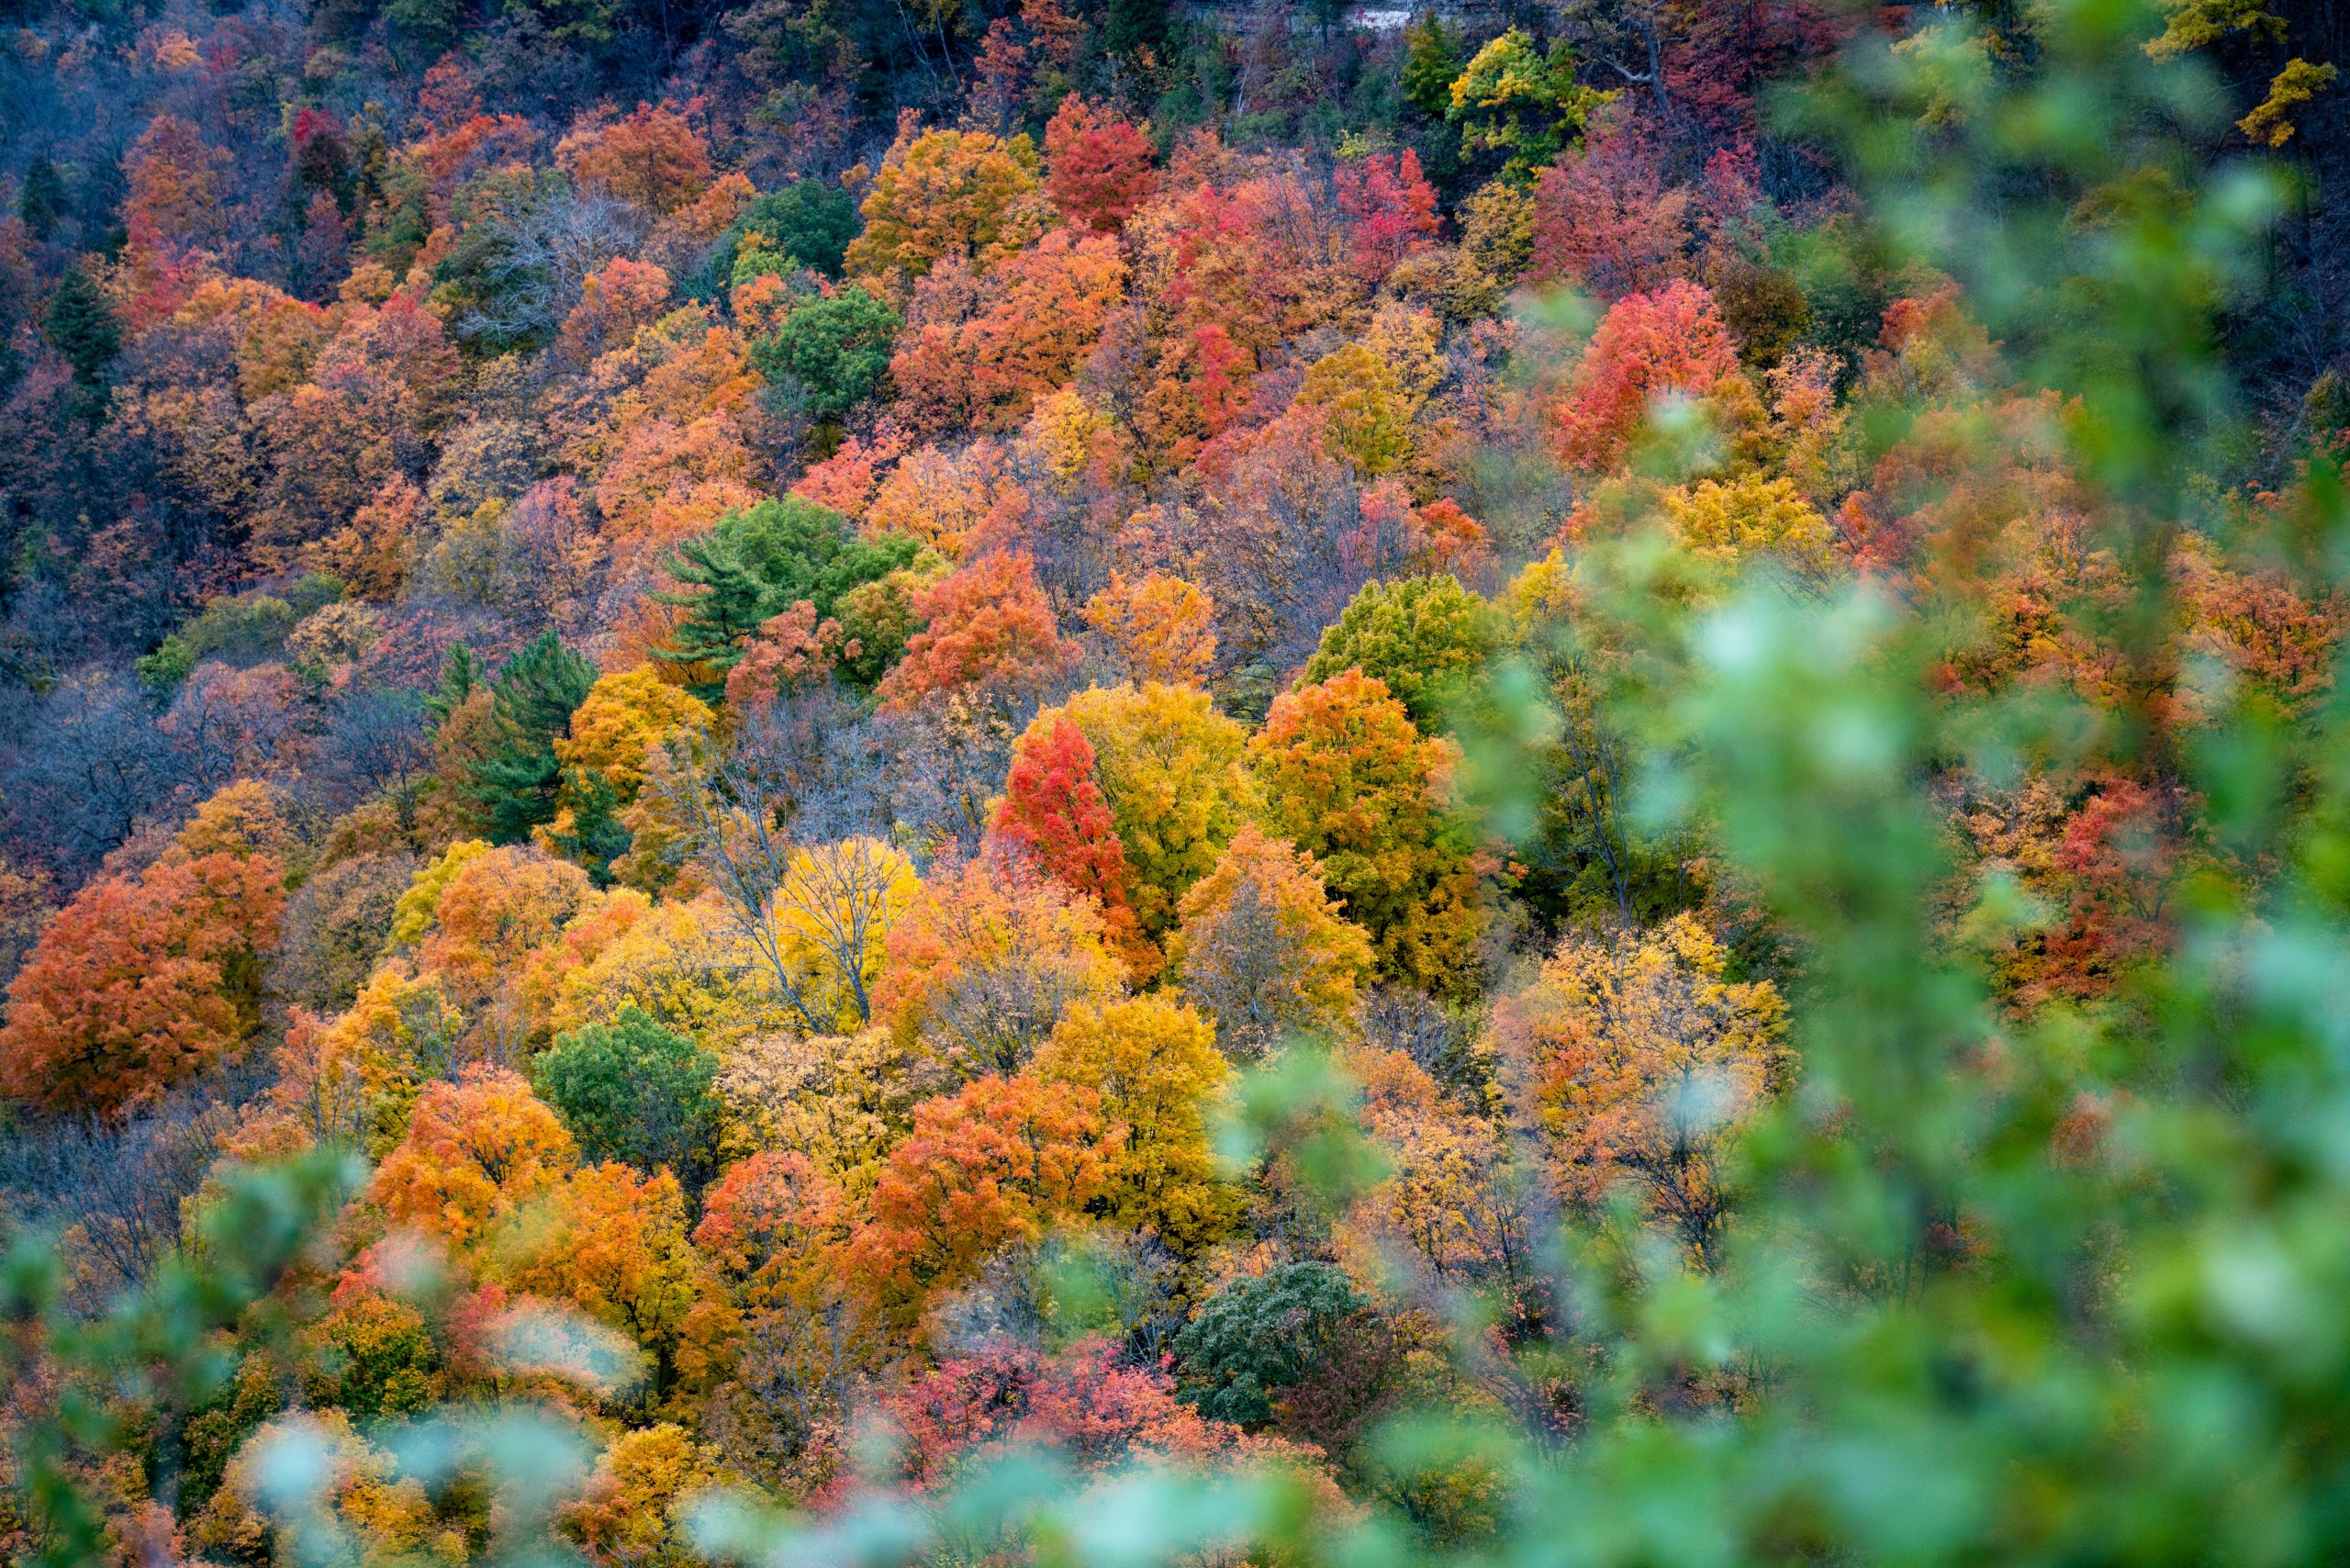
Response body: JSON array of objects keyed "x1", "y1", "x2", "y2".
[{"x1": 3, "y1": 0, "x2": 2350, "y2": 1561}]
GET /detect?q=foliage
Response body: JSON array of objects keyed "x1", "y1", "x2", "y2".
[
  {"x1": 749, "y1": 284, "x2": 903, "y2": 422},
  {"x1": 1174, "y1": 1260, "x2": 1373, "y2": 1429},
  {"x1": 1250, "y1": 668, "x2": 1482, "y2": 993},
  {"x1": 844, "y1": 125, "x2": 1045, "y2": 286},
  {"x1": 1445, "y1": 30, "x2": 1608, "y2": 183},
  {"x1": 0, "y1": 852, "x2": 285, "y2": 1115},
  {"x1": 1492, "y1": 913, "x2": 1789, "y2": 1265},
  {"x1": 535, "y1": 1004, "x2": 722, "y2": 1179},
  {"x1": 1029, "y1": 683, "x2": 1259, "y2": 952},
  {"x1": 468, "y1": 631, "x2": 600, "y2": 844},
  {"x1": 1168, "y1": 823, "x2": 1373, "y2": 1061},
  {"x1": 1302, "y1": 576, "x2": 1505, "y2": 734},
  {"x1": 656, "y1": 498, "x2": 922, "y2": 700},
  {"x1": 847, "y1": 1071, "x2": 1115, "y2": 1324},
  {"x1": 1033, "y1": 996, "x2": 1236, "y2": 1253}
]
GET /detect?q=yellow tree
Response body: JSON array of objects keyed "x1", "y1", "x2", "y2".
[
  {"x1": 1248, "y1": 668, "x2": 1483, "y2": 993},
  {"x1": 1080, "y1": 572, "x2": 1218, "y2": 688},
  {"x1": 1023, "y1": 682, "x2": 1258, "y2": 949},
  {"x1": 769, "y1": 837, "x2": 923, "y2": 1034},
  {"x1": 844, "y1": 121, "x2": 1046, "y2": 288},
  {"x1": 1489, "y1": 913, "x2": 1790, "y2": 1269},
  {"x1": 1033, "y1": 996, "x2": 1238, "y2": 1254}
]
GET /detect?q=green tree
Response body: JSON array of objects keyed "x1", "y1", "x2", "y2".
[
  {"x1": 424, "y1": 644, "x2": 482, "y2": 722},
  {"x1": 749, "y1": 285, "x2": 902, "y2": 423},
  {"x1": 465, "y1": 631, "x2": 596, "y2": 843},
  {"x1": 733, "y1": 180, "x2": 861, "y2": 276},
  {"x1": 1445, "y1": 29, "x2": 1607, "y2": 184},
  {"x1": 44, "y1": 264, "x2": 118, "y2": 387},
  {"x1": 533, "y1": 1004, "x2": 721, "y2": 1181},
  {"x1": 1301, "y1": 575, "x2": 1504, "y2": 734},
  {"x1": 1174, "y1": 1260, "x2": 1372, "y2": 1429},
  {"x1": 655, "y1": 498, "x2": 923, "y2": 700},
  {"x1": 1401, "y1": 14, "x2": 1465, "y2": 118}
]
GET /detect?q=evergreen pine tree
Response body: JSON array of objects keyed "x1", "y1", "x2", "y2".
[
  {"x1": 551, "y1": 765, "x2": 632, "y2": 887},
  {"x1": 465, "y1": 631, "x2": 596, "y2": 842},
  {"x1": 425, "y1": 644, "x2": 482, "y2": 722},
  {"x1": 44, "y1": 264, "x2": 119, "y2": 387},
  {"x1": 655, "y1": 497, "x2": 922, "y2": 701}
]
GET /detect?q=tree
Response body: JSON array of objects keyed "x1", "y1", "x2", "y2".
[
  {"x1": 565, "y1": 1423, "x2": 722, "y2": 1568},
  {"x1": 1044, "y1": 95, "x2": 1158, "y2": 233},
  {"x1": 1296, "y1": 343, "x2": 1414, "y2": 476},
  {"x1": 1174, "y1": 1261, "x2": 1375, "y2": 1429},
  {"x1": 0, "y1": 853, "x2": 285, "y2": 1115},
  {"x1": 990, "y1": 715, "x2": 1152, "y2": 969},
  {"x1": 1657, "y1": 474, "x2": 1841, "y2": 581},
  {"x1": 467, "y1": 631, "x2": 599, "y2": 843},
  {"x1": 755, "y1": 837, "x2": 921, "y2": 1035},
  {"x1": 1081, "y1": 573, "x2": 1218, "y2": 688},
  {"x1": 732, "y1": 179, "x2": 861, "y2": 275},
  {"x1": 18, "y1": 154, "x2": 64, "y2": 240},
  {"x1": 368, "y1": 1066, "x2": 577, "y2": 1249},
  {"x1": 1335, "y1": 150, "x2": 1440, "y2": 285},
  {"x1": 877, "y1": 846, "x2": 1127, "y2": 1080},
  {"x1": 555, "y1": 102, "x2": 712, "y2": 214},
  {"x1": 749, "y1": 285, "x2": 902, "y2": 422},
  {"x1": 875, "y1": 551, "x2": 1072, "y2": 712},
  {"x1": 1102, "y1": 0, "x2": 1167, "y2": 60},
  {"x1": 1490, "y1": 913, "x2": 1789, "y2": 1267},
  {"x1": 656, "y1": 498, "x2": 923, "y2": 700},
  {"x1": 1020, "y1": 684, "x2": 1258, "y2": 949},
  {"x1": 844, "y1": 124, "x2": 1046, "y2": 286},
  {"x1": 1302, "y1": 576, "x2": 1505, "y2": 734},
  {"x1": 548, "y1": 667, "x2": 715, "y2": 881},
  {"x1": 1249, "y1": 669, "x2": 1483, "y2": 993},
  {"x1": 889, "y1": 231, "x2": 1127, "y2": 433},
  {"x1": 413, "y1": 844, "x2": 593, "y2": 1012},
  {"x1": 883, "y1": 1336, "x2": 1260, "y2": 1492},
  {"x1": 1168, "y1": 825, "x2": 1373, "y2": 1060},
  {"x1": 1444, "y1": 30, "x2": 1607, "y2": 183},
  {"x1": 1552, "y1": 278, "x2": 1753, "y2": 472},
  {"x1": 1034, "y1": 996, "x2": 1237, "y2": 1252},
  {"x1": 506, "y1": 1160, "x2": 713, "y2": 1390},
  {"x1": 554, "y1": 667, "x2": 714, "y2": 802},
  {"x1": 123, "y1": 113, "x2": 230, "y2": 251},
  {"x1": 848, "y1": 1072, "x2": 1118, "y2": 1323},
  {"x1": 44, "y1": 265, "x2": 119, "y2": 387},
  {"x1": 1528, "y1": 103, "x2": 1693, "y2": 299},
  {"x1": 534, "y1": 1005, "x2": 722, "y2": 1181}
]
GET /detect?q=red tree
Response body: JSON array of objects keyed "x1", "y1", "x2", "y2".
[
  {"x1": 876, "y1": 552, "x2": 1072, "y2": 711},
  {"x1": 1336, "y1": 150, "x2": 1440, "y2": 285},
  {"x1": 1045, "y1": 95, "x2": 1159, "y2": 233},
  {"x1": 1552, "y1": 278, "x2": 1749, "y2": 472},
  {"x1": 990, "y1": 716, "x2": 1150, "y2": 967}
]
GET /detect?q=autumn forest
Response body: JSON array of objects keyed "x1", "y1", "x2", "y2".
[{"x1": 1, "y1": 0, "x2": 2348, "y2": 1561}]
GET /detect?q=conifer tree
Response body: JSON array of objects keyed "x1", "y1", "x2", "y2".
[
  {"x1": 655, "y1": 498, "x2": 922, "y2": 700},
  {"x1": 44, "y1": 264, "x2": 118, "y2": 388},
  {"x1": 465, "y1": 631, "x2": 596, "y2": 842}
]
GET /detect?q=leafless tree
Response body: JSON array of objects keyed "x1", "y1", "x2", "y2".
[
  {"x1": 458, "y1": 189, "x2": 649, "y2": 350},
  {"x1": 654, "y1": 698, "x2": 908, "y2": 1033}
]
